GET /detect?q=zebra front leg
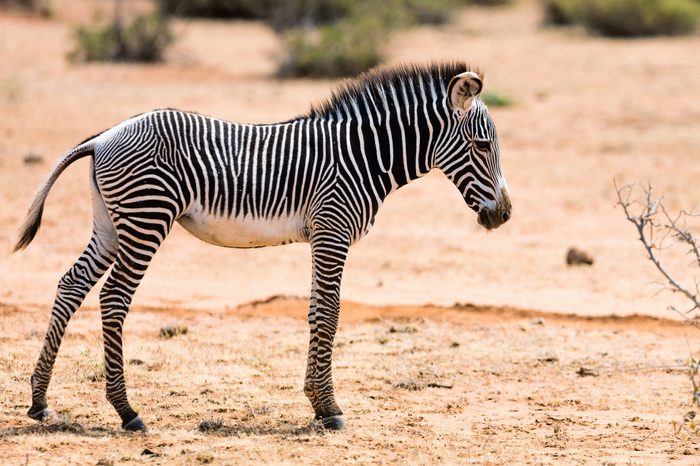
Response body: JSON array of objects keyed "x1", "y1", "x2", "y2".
[
  {"x1": 303, "y1": 268, "x2": 320, "y2": 417},
  {"x1": 304, "y1": 231, "x2": 349, "y2": 430},
  {"x1": 29, "y1": 228, "x2": 118, "y2": 421}
]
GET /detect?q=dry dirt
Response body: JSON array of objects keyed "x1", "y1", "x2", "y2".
[
  {"x1": 1, "y1": 0, "x2": 700, "y2": 464},
  {"x1": 1, "y1": 298, "x2": 700, "y2": 465}
]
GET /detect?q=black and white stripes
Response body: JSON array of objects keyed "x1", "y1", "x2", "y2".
[{"x1": 16, "y1": 61, "x2": 511, "y2": 431}]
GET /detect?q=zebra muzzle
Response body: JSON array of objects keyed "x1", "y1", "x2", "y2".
[{"x1": 478, "y1": 206, "x2": 510, "y2": 230}]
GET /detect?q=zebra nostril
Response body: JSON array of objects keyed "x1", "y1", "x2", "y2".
[{"x1": 502, "y1": 211, "x2": 510, "y2": 222}]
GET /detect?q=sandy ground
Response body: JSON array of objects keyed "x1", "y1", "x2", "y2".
[
  {"x1": 1, "y1": 0, "x2": 699, "y2": 316},
  {"x1": 1, "y1": 0, "x2": 700, "y2": 463},
  {"x1": 1, "y1": 298, "x2": 699, "y2": 465}
]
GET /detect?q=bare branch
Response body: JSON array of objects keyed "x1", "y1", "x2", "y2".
[
  {"x1": 659, "y1": 203, "x2": 700, "y2": 267},
  {"x1": 615, "y1": 181, "x2": 700, "y2": 322}
]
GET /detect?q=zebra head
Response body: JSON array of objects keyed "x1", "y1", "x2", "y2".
[{"x1": 436, "y1": 71, "x2": 511, "y2": 230}]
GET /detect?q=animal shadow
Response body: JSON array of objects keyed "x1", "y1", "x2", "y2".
[
  {"x1": 0, "y1": 420, "x2": 120, "y2": 438},
  {"x1": 196, "y1": 418, "x2": 323, "y2": 437}
]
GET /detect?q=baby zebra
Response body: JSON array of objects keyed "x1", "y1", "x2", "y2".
[{"x1": 15, "y1": 61, "x2": 511, "y2": 431}]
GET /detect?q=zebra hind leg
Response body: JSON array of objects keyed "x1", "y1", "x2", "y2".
[
  {"x1": 304, "y1": 231, "x2": 349, "y2": 430},
  {"x1": 28, "y1": 183, "x2": 118, "y2": 421},
  {"x1": 99, "y1": 215, "x2": 171, "y2": 431}
]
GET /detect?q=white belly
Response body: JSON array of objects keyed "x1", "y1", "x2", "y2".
[{"x1": 178, "y1": 206, "x2": 307, "y2": 248}]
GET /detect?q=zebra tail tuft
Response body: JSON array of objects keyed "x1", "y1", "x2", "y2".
[{"x1": 14, "y1": 142, "x2": 96, "y2": 252}]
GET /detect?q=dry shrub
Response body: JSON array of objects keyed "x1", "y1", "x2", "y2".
[
  {"x1": 80, "y1": 346, "x2": 105, "y2": 382},
  {"x1": 70, "y1": 13, "x2": 173, "y2": 63},
  {"x1": 278, "y1": 0, "x2": 462, "y2": 77},
  {"x1": 279, "y1": 16, "x2": 383, "y2": 78}
]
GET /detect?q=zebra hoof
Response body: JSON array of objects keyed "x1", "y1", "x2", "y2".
[
  {"x1": 27, "y1": 406, "x2": 51, "y2": 422},
  {"x1": 320, "y1": 414, "x2": 345, "y2": 430},
  {"x1": 122, "y1": 415, "x2": 147, "y2": 432}
]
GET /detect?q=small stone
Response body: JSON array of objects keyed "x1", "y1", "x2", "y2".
[
  {"x1": 388, "y1": 325, "x2": 417, "y2": 334},
  {"x1": 23, "y1": 152, "x2": 44, "y2": 165},
  {"x1": 566, "y1": 247, "x2": 594, "y2": 266},
  {"x1": 576, "y1": 367, "x2": 599, "y2": 377},
  {"x1": 538, "y1": 353, "x2": 559, "y2": 363}
]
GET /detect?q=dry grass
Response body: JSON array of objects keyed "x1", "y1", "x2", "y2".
[{"x1": 1, "y1": 299, "x2": 699, "y2": 464}]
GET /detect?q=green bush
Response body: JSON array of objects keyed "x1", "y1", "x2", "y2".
[
  {"x1": 582, "y1": 0, "x2": 700, "y2": 36},
  {"x1": 156, "y1": 0, "x2": 482, "y2": 77},
  {"x1": 482, "y1": 92, "x2": 514, "y2": 107},
  {"x1": 70, "y1": 13, "x2": 173, "y2": 63},
  {"x1": 151, "y1": 0, "x2": 518, "y2": 29},
  {"x1": 541, "y1": 0, "x2": 582, "y2": 24},
  {"x1": 542, "y1": 0, "x2": 700, "y2": 36},
  {"x1": 157, "y1": 0, "x2": 270, "y2": 19},
  {"x1": 157, "y1": 0, "x2": 350, "y2": 25},
  {"x1": 402, "y1": 0, "x2": 459, "y2": 25},
  {"x1": 0, "y1": 0, "x2": 50, "y2": 15},
  {"x1": 279, "y1": 16, "x2": 383, "y2": 77},
  {"x1": 277, "y1": 0, "x2": 454, "y2": 77},
  {"x1": 360, "y1": 0, "x2": 466, "y2": 27},
  {"x1": 467, "y1": 0, "x2": 514, "y2": 5},
  {"x1": 277, "y1": 0, "x2": 474, "y2": 77},
  {"x1": 157, "y1": 0, "x2": 460, "y2": 27}
]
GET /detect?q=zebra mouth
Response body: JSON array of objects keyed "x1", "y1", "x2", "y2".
[{"x1": 478, "y1": 207, "x2": 509, "y2": 230}]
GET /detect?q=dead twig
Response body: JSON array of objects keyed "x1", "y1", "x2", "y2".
[
  {"x1": 614, "y1": 180, "x2": 700, "y2": 327},
  {"x1": 634, "y1": 421, "x2": 658, "y2": 443}
]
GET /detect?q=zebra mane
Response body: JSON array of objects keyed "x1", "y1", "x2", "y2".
[{"x1": 306, "y1": 61, "x2": 483, "y2": 119}]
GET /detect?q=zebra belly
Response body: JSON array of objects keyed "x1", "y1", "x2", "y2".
[{"x1": 178, "y1": 206, "x2": 307, "y2": 248}]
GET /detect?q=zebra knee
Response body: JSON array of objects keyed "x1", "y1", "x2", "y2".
[{"x1": 99, "y1": 282, "x2": 131, "y2": 310}]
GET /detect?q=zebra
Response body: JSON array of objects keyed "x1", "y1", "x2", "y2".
[{"x1": 15, "y1": 61, "x2": 511, "y2": 432}]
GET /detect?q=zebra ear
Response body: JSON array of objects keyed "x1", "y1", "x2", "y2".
[{"x1": 447, "y1": 71, "x2": 482, "y2": 114}]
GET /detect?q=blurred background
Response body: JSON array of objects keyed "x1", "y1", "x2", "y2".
[{"x1": 1, "y1": 0, "x2": 700, "y2": 317}]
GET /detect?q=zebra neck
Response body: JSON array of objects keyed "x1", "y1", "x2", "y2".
[{"x1": 331, "y1": 98, "x2": 447, "y2": 199}]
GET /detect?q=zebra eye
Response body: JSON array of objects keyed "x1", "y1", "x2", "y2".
[{"x1": 473, "y1": 140, "x2": 491, "y2": 152}]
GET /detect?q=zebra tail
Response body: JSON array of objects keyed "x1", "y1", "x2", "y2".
[{"x1": 13, "y1": 140, "x2": 97, "y2": 252}]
